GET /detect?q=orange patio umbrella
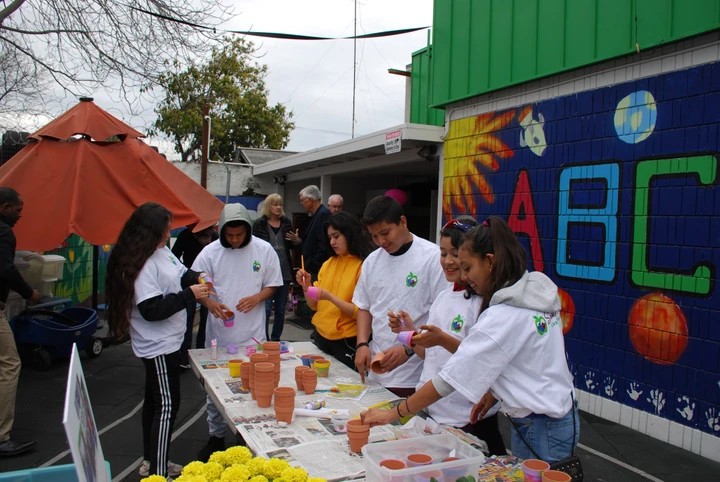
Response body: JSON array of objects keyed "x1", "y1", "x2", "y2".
[{"x1": 0, "y1": 98, "x2": 223, "y2": 252}]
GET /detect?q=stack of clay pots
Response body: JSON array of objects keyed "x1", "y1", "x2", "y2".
[
  {"x1": 295, "y1": 366, "x2": 310, "y2": 391},
  {"x1": 346, "y1": 419, "x2": 370, "y2": 453},
  {"x1": 273, "y1": 386, "x2": 296, "y2": 423},
  {"x1": 248, "y1": 353, "x2": 268, "y2": 400},
  {"x1": 301, "y1": 368, "x2": 318, "y2": 394},
  {"x1": 254, "y1": 362, "x2": 275, "y2": 408},
  {"x1": 240, "y1": 360, "x2": 251, "y2": 390},
  {"x1": 263, "y1": 341, "x2": 282, "y2": 388}
]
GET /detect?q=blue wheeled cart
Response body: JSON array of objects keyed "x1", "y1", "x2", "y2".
[{"x1": 10, "y1": 302, "x2": 102, "y2": 371}]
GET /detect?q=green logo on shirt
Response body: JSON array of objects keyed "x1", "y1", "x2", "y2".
[
  {"x1": 534, "y1": 315, "x2": 548, "y2": 336},
  {"x1": 168, "y1": 256, "x2": 176, "y2": 266},
  {"x1": 450, "y1": 314, "x2": 464, "y2": 333},
  {"x1": 406, "y1": 272, "x2": 418, "y2": 287},
  {"x1": 253, "y1": 260, "x2": 261, "y2": 272}
]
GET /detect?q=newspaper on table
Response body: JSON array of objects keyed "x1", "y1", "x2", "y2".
[{"x1": 188, "y1": 343, "x2": 490, "y2": 481}]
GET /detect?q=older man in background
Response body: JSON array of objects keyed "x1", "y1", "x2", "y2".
[
  {"x1": 327, "y1": 194, "x2": 343, "y2": 214},
  {"x1": 285, "y1": 185, "x2": 331, "y2": 281}
]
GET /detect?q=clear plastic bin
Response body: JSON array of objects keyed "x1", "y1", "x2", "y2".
[
  {"x1": 362, "y1": 434, "x2": 485, "y2": 482},
  {"x1": 0, "y1": 461, "x2": 111, "y2": 482}
]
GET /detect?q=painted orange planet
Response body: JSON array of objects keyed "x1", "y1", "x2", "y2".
[
  {"x1": 558, "y1": 288, "x2": 575, "y2": 334},
  {"x1": 628, "y1": 293, "x2": 688, "y2": 365}
]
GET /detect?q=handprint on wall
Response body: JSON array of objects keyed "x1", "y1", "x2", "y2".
[
  {"x1": 584, "y1": 371, "x2": 596, "y2": 392},
  {"x1": 604, "y1": 377, "x2": 616, "y2": 397},
  {"x1": 706, "y1": 408, "x2": 720, "y2": 433},
  {"x1": 627, "y1": 382, "x2": 643, "y2": 401},
  {"x1": 647, "y1": 389, "x2": 665, "y2": 415},
  {"x1": 676, "y1": 396, "x2": 695, "y2": 421}
]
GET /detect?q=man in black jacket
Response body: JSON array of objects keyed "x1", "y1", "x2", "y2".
[
  {"x1": 0, "y1": 187, "x2": 39, "y2": 457},
  {"x1": 285, "y1": 185, "x2": 331, "y2": 281}
]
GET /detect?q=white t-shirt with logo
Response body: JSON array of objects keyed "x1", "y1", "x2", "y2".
[
  {"x1": 353, "y1": 235, "x2": 450, "y2": 388},
  {"x1": 440, "y1": 304, "x2": 574, "y2": 418},
  {"x1": 192, "y1": 237, "x2": 282, "y2": 348},
  {"x1": 418, "y1": 287, "x2": 500, "y2": 426},
  {"x1": 130, "y1": 246, "x2": 188, "y2": 359}
]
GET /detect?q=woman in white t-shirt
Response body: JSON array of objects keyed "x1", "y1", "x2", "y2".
[
  {"x1": 106, "y1": 203, "x2": 217, "y2": 478},
  {"x1": 388, "y1": 218, "x2": 506, "y2": 455},
  {"x1": 363, "y1": 217, "x2": 578, "y2": 464}
]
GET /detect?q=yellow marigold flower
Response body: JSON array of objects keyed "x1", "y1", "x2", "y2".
[
  {"x1": 182, "y1": 461, "x2": 207, "y2": 477},
  {"x1": 209, "y1": 451, "x2": 231, "y2": 468},
  {"x1": 224, "y1": 446, "x2": 253, "y2": 465},
  {"x1": 279, "y1": 467, "x2": 308, "y2": 482},
  {"x1": 140, "y1": 476, "x2": 167, "y2": 482},
  {"x1": 203, "y1": 461, "x2": 224, "y2": 481},
  {"x1": 263, "y1": 458, "x2": 290, "y2": 479},
  {"x1": 249, "y1": 476, "x2": 269, "y2": 482},
  {"x1": 245, "y1": 457, "x2": 268, "y2": 476},
  {"x1": 220, "y1": 464, "x2": 251, "y2": 481},
  {"x1": 174, "y1": 476, "x2": 207, "y2": 482}
]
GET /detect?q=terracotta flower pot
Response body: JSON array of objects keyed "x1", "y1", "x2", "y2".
[
  {"x1": 441, "y1": 457, "x2": 468, "y2": 480},
  {"x1": 407, "y1": 453, "x2": 433, "y2": 467},
  {"x1": 301, "y1": 354, "x2": 314, "y2": 367},
  {"x1": 254, "y1": 362, "x2": 274, "y2": 374},
  {"x1": 380, "y1": 459, "x2": 406, "y2": 482},
  {"x1": 263, "y1": 341, "x2": 281, "y2": 351},
  {"x1": 542, "y1": 470, "x2": 572, "y2": 482},
  {"x1": 301, "y1": 370, "x2": 318, "y2": 394},
  {"x1": 346, "y1": 422, "x2": 369, "y2": 453},
  {"x1": 249, "y1": 353, "x2": 268, "y2": 400},
  {"x1": 274, "y1": 386, "x2": 296, "y2": 398},
  {"x1": 295, "y1": 366, "x2": 309, "y2": 390},
  {"x1": 313, "y1": 359, "x2": 330, "y2": 377},
  {"x1": 371, "y1": 353, "x2": 386, "y2": 374}
]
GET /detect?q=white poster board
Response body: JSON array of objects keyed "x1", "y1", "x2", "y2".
[{"x1": 63, "y1": 344, "x2": 108, "y2": 482}]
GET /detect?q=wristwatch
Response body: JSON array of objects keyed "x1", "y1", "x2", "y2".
[
  {"x1": 356, "y1": 342, "x2": 370, "y2": 349},
  {"x1": 404, "y1": 345, "x2": 415, "y2": 357}
]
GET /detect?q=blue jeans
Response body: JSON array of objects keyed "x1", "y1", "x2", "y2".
[
  {"x1": 509, "y1": 402, "x2": 579, "y2": 463},
  {"x1": 265, "y1": 281, "x2": 291, "y2": 341}
]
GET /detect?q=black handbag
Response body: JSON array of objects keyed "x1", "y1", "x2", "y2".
[{"x1": 507, "y1": 394, "x2": 584, "y2": 481}]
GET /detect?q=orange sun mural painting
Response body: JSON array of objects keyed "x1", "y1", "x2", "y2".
[
  {"x1": 443, "y1": 110, "x2": 515, "y2": 220},
  {"x1": 628, "y1": 293, "x2": 689, "y2": 365},
  {"x1": 557, "y1": 288, "x2": 575, "y2": 334}
]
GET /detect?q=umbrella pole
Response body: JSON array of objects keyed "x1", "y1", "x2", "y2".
[{"x1": 92, "y1": 245, "x2": 99, "y2": 310}]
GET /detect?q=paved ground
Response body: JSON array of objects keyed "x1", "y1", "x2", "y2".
[{"x1": 1, "y1": 314, "x2": 720, "y2": 481}]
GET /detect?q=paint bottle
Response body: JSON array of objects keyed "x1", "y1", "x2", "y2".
[
  {"x1": 303, "y1": 399, "x2": 326, "y2": 410},
  {"x1": 210, "y1": 339, "x2": 218, "y2": 360}
]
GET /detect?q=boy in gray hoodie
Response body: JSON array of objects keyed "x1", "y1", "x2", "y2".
[{"x1": 192, "y1": 203, "x2": 282, "y2": 459}]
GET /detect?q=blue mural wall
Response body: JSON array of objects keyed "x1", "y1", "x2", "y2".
[{"x1": 443, "y1": 62, "x2": 720, "y2": 437}]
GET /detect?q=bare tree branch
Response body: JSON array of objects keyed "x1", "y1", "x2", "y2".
[{"x1": 0, "y1": 0, "x2": 235, "y2": 120}]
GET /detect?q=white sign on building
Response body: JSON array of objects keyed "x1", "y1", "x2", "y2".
[{"x1": 384, "y1": 129, "x2": 402, "y2": 154}]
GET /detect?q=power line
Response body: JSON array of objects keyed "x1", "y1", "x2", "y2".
[{"x1": 294, "y1": 67, "x2": 354, "y2": 120}]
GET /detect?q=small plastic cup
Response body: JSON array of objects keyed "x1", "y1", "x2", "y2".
[
  {"x1": 331, "y1": 414, "x2": 351, "y2": 433},
  {"x1": 228, "y1": 359, "x2": 242, "y2": 378},
  {"x1": 226, "y1": 343, "x2": 238, "y2": 355},
  {"x1": 245, "y1": 346, "x2": 258, "y2": 356},
  {"x1": 222, "y1": 309, "x2": 235, "y2": 327},
  {"x1": 306, "y1": 286, "x2": 321, "y2": 301},
  {"x1": 397, "y1": 330, "x2": 416, "y2": 347},
  {"x1": 522, "y1": 459, "x2": 550, "y2": 482}
]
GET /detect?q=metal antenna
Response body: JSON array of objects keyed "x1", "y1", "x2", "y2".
[{"x1": 351, "y1": 0, "x2": 357, "y2": 138}]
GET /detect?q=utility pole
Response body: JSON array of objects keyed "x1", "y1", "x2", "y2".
[
  {"x1": 201, "y1": 104, "x2": 209, "y2": 188},
  {"x1": 351, "y1": 0, "x2": 357, "y2": 138}
]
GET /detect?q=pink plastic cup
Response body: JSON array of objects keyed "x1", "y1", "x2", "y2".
[
  {"x1": 306, "y1": 286, "x2": 320, "y2": 301},
  {"x1": 397, "y1": 330, "x2": 416, "y2": 347},
  {"x1": 223, "y1": 314, "x2": 235, "y2": 328}
]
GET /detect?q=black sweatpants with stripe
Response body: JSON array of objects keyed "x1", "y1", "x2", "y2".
[{"x1": 141, "y1": 351, "x2": 181, "y2": 477}]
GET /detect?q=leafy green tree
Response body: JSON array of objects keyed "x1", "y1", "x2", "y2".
[{"x1": 153, "y1": 37, "x2": 294, "y2": 162}]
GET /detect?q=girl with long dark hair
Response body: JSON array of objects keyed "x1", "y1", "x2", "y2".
[
  {"x1": 106, "y1": 203, "x2": 214, "y2": 478},
  {"x1": 362, "y1": 217, "x2": 577, "y2": 463},
  {"x1": 387, "y1": 218, "x2": 507, "y2": 455},
  {"x1": 295, "y1": 211, "x2": 376, "y2": 368}
]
